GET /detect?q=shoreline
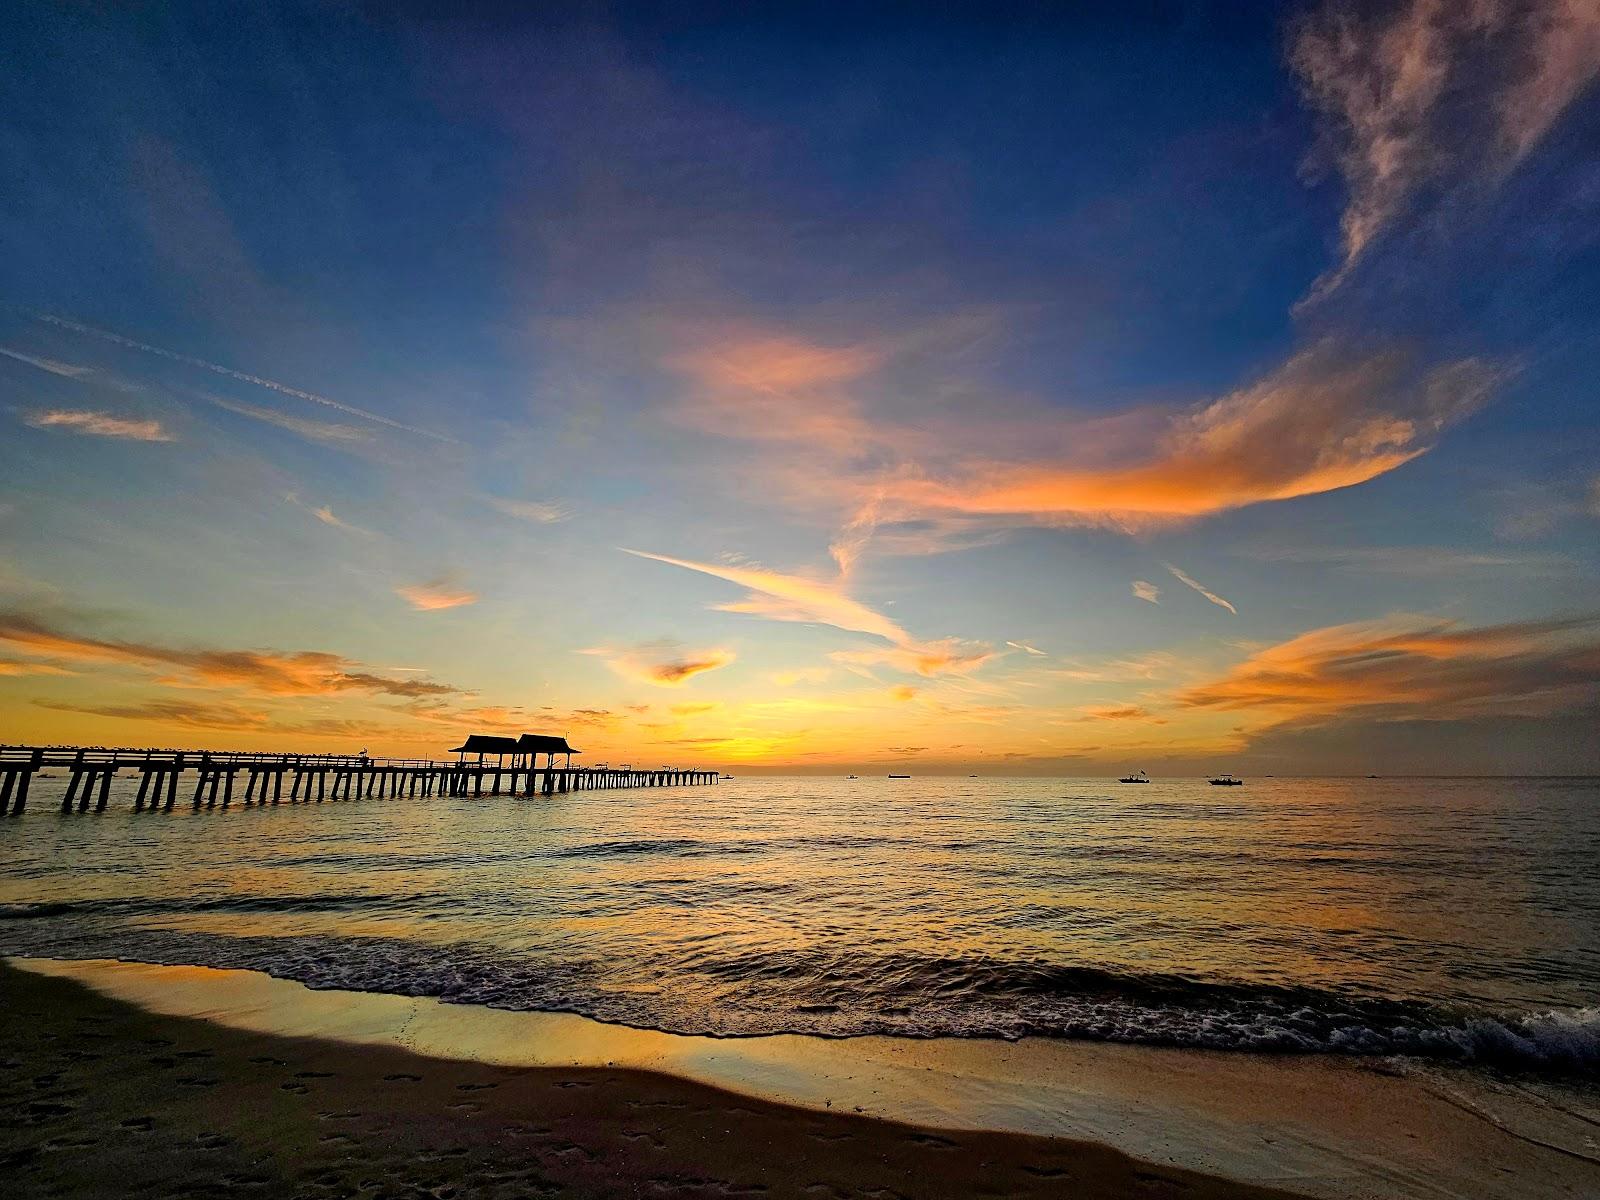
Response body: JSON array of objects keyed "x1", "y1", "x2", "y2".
[
  {"x1": 7, "y1": 957, "x2": 1599, "y2": 1199},
  {"x1": 1, "y1": 958, "x2": 1302, "y2": 1200}
]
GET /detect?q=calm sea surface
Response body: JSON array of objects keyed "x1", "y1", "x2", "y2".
[{"x1": 3, "y1": 776, "x2": 1597, "y2": 1074}]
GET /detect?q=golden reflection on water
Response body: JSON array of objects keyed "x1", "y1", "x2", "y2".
[{"x1": 1, "y1": 775, "x2": 1593, "y2": 1035}]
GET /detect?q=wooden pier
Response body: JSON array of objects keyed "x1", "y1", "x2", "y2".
[{"x1": 0, "y1": 745, "x2": 721, "y2": 816}]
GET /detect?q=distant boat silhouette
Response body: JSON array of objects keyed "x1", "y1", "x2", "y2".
[
  {"x1": 845, "y1": 774, "x2": 858, "y2": 779},
  {"x1": 888, "y1": 773, "x2": 910, "y2": 779},
  {"x1": 1208, "y1": 774, "x2": 1244, "y2": 786},
  {"x1": 1118, "y1": 770, "x2": 1150, "y2": 783},
  {"x1": 720, "y1": 774, "x2": 734, "y2": 780}
]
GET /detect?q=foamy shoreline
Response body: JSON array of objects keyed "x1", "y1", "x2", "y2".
[{"x1": 12, "y1": 956, "x2": 1598, "y2": 1200}]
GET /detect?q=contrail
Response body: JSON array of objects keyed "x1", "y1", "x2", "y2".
[
  {"x1": 33, "y1": 313, "x2": 457, "y2": 444},
  {"x1": 1164, "y1": 562, "x2": 1237, "y2": 614}
]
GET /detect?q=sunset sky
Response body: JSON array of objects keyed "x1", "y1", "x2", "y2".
[{"x1": 2, "y1": 2, "x2": 1598, "y2": 774}]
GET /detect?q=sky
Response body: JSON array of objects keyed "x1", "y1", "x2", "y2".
[{"x1": 2, "y1": 0, "x2": 1598, "y2": 775}]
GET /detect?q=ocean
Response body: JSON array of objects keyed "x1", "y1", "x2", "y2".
[{"x1": 3, "y1": 775, "x2": 1597, "y2": 1076}]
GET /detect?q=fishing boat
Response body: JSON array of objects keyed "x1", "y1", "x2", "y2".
[
  {"x1": 888, "y1": 773, "x2": 911, "y2": 779},
  {"x1": 1118, "y1": 770, "x2": 1150, "y2": 783},
  {"x1": 1208, "y1": 774, "x2": 1244, "y2": 786},
  {"x1": 720, "y1": 774, "x2": 734, "y2": 780}
]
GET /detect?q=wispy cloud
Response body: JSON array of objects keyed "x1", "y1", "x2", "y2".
[
  {"x1": 772, "y1": 666, "x2": 834, "y2": 686},
  {"x1": 313, "y1": 505, "x2": 374, "y2": 537},
  {"x1": 1292, "y1": 0, "x2": 1600, "y2": 293},
  {"x1": 285, "y1": 493, "x2": 377, "y2": 537},
  {"x1": 667, "y1": 333, "x2": 883, "y2": 455},
  {"x1": 1178, "y1": 612, "x2": 1600, "y2": 727},
  {"x1": 624, "y1": 547, "x2": 999, "y2": 678},
  {"x1": 206, "y1": 394, "x2": 370, "y2": 445},
  {"x1": 23, "y1": 409, "x2": 174, "y2": 442},
  {"x1": 1132, "y1": 580, "x2": 1161, "y2": 604},
  {"x1": 1074, "y1": 703, "x2": 1164, "y2": 723},
  {"x1": 0, "y1": 659, "x2": 76, "y2": 677},
  {"x1": 396, "y1": 577, "x2": 478, "y2": 611},
  {"x1": 0, "y1": 611, "x2": 458, "y2": 698},
  {"x1": 489, "y1": 498, "x2": 572, "y2": 524},
  {"x1": 581, "y1": 640, "x2": 735, "y2": 687},
  {"x1": 622, "y1": 549, "x2": 910, "y2": 643},
  {"x1": 1241, "y1": 543, "x2": 1567, "y2": 575},
  {"x1": 36, "y1": 698, "x2": 271, "y2": 731},
  {"x1": 1006, "y1": 640, "x2": 1048, "y2": 656},
  {"x1": 829, "y1": 638, "x2": 998, "y2": 679},
  {"x1": 33, "y1": 313, "x2": 456, "y2": 444},
  {"x1": 1164, "y1": 563, "x2": 1236, "y2": 615},
  {"x1": 0, "y1": 346, "x2": 94, "y2": 378},
  {"x1": 873, "y1": 344, "x2": 1499, "y2": 533}
]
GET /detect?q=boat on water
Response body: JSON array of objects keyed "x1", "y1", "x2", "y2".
[
  {"x1": 1118, "y1": 770, "x2": 1150, "y2": 783},
  {"x1": 845, "y1": 774, "x2": 858, "y2": 779},
  {"x1": 888, "y1": 773, "x2": 911, "y2": 779},
  {"x1": 720, "y1": 774, "x2": 734, "y2": 780},
  {"x1": 1208, "y1": 774, "x2": 1244, "y2": 786}
]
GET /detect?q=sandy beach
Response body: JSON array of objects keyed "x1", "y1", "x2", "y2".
[
  {"x1": 0, "y1": 959, "x2": 1314, "y2": 1200},
  {"x1": 8, "y1": 957, "x2": 1599, "y2": 1200}
]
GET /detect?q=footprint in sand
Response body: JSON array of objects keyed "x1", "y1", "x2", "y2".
[
  {"x1": 1023, "y1": 1165, "x2": 1070, "y2": 1179},
  {"x1": 554, "y1": 1080, "x2": 593, "y2": 1089},
  {"x1": 176, "y1": 1076, "x2": 221, "y2": 1088},
  {"x1": 41, "y1": 1135, "x2": 99, "y2": 1150},
  {"x1": 384, "y1": 1073, "x2": 422, "y2": 1082},
  {"x1": 294, "y1": 1070, "x2": 336, "y2": 1079},
  {"x1": 121, "y1": 1116, "x2": 156, "y2": 1132},
  {"x1": 196, "y1": 1132, "x2": 232, "y2": 1149},
  {"x1": 248, "y1": 1056, "x2": 287, "y2": 1066},
  {"x1": 907, "y1": 1133, "x2": 957, "y2": 1149},
  {"x1": 21, "y1": 1100, "x2": 76, "y2": 1124},
  {"x1": 280, "y1": 1082, "x2": 309, "y2": 1095},
  {"x1": 446, "y1": 1100, "x2": 482, "y2": 1113},
  {"x1": 456, "y1": 1082, "x2": 498, "y2": 1091}
]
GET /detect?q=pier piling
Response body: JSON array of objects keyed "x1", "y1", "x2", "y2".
[{"x1": 0, "y1": 743, "x2": 720, "y2": 819}]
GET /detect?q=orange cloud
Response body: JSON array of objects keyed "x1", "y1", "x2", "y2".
[
  {"x1": 36, "y1": 698, "x2": 272, "y2": 731},
  {"x1": 1074, "y1": 704, "x2": 1164, "y2": 723},
  {"x1": 624, "y1": 548, "x2": 999, "y2": 679},
  {"x1": 873, "y1": 345, "x2": 1499, "y2": 531},
  {"x1": 1178, "y1": 613, "x2": 1600, "y2": 727},
  {"x1": 0, "y1": 612, "x2": 458, "y2": 699},
  {"x1": 622, "y1": 549, "x2": 909, "y2": 643},
  {"x1": 396, "y1": 577, "x2": 478, "y2": 611},
  {"x1": 24, "y1": 409, "x2": 174, "y2": 442},
  {"x1": 666, "y1": 334, "x2": 883, "y2": 454},
  {"x1": 581, "y1": 641, "x2": 734, "y2": 687},
  {"x1": 1132, "y1": 580, "x2": 1161, "y2": 604},
  {"x1": 829, "y1": 639, "x2": 998, "y2": 679}
]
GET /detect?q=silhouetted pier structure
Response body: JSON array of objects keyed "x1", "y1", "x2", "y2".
[{"x1": 0, "y1": 739, "x2": 719, "y2": 816}]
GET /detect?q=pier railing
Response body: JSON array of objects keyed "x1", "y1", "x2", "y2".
[{"x1": 0, "y1": 744, "x2": 720, "y2": 815}]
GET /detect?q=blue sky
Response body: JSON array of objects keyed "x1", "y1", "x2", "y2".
[{"x1": 2, "y1": 1, "x2": 1597, "y2": 772}]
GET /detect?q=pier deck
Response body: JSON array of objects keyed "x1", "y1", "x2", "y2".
[{"x1": 0, "y1": 746, "x2": 720, "y2": 815}]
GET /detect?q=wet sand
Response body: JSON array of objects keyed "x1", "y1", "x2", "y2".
[
  {"x1": 0, "y1": 959, "x2": 1300, "y2": 1200},
  {"x1": 8, "y1": 958, "x2": 1600, "y2": 1200}
]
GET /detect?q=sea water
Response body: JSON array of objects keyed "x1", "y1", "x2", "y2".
[{"x1": 3, "y1": 775, "x2": 1597, "y2": 1075}]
